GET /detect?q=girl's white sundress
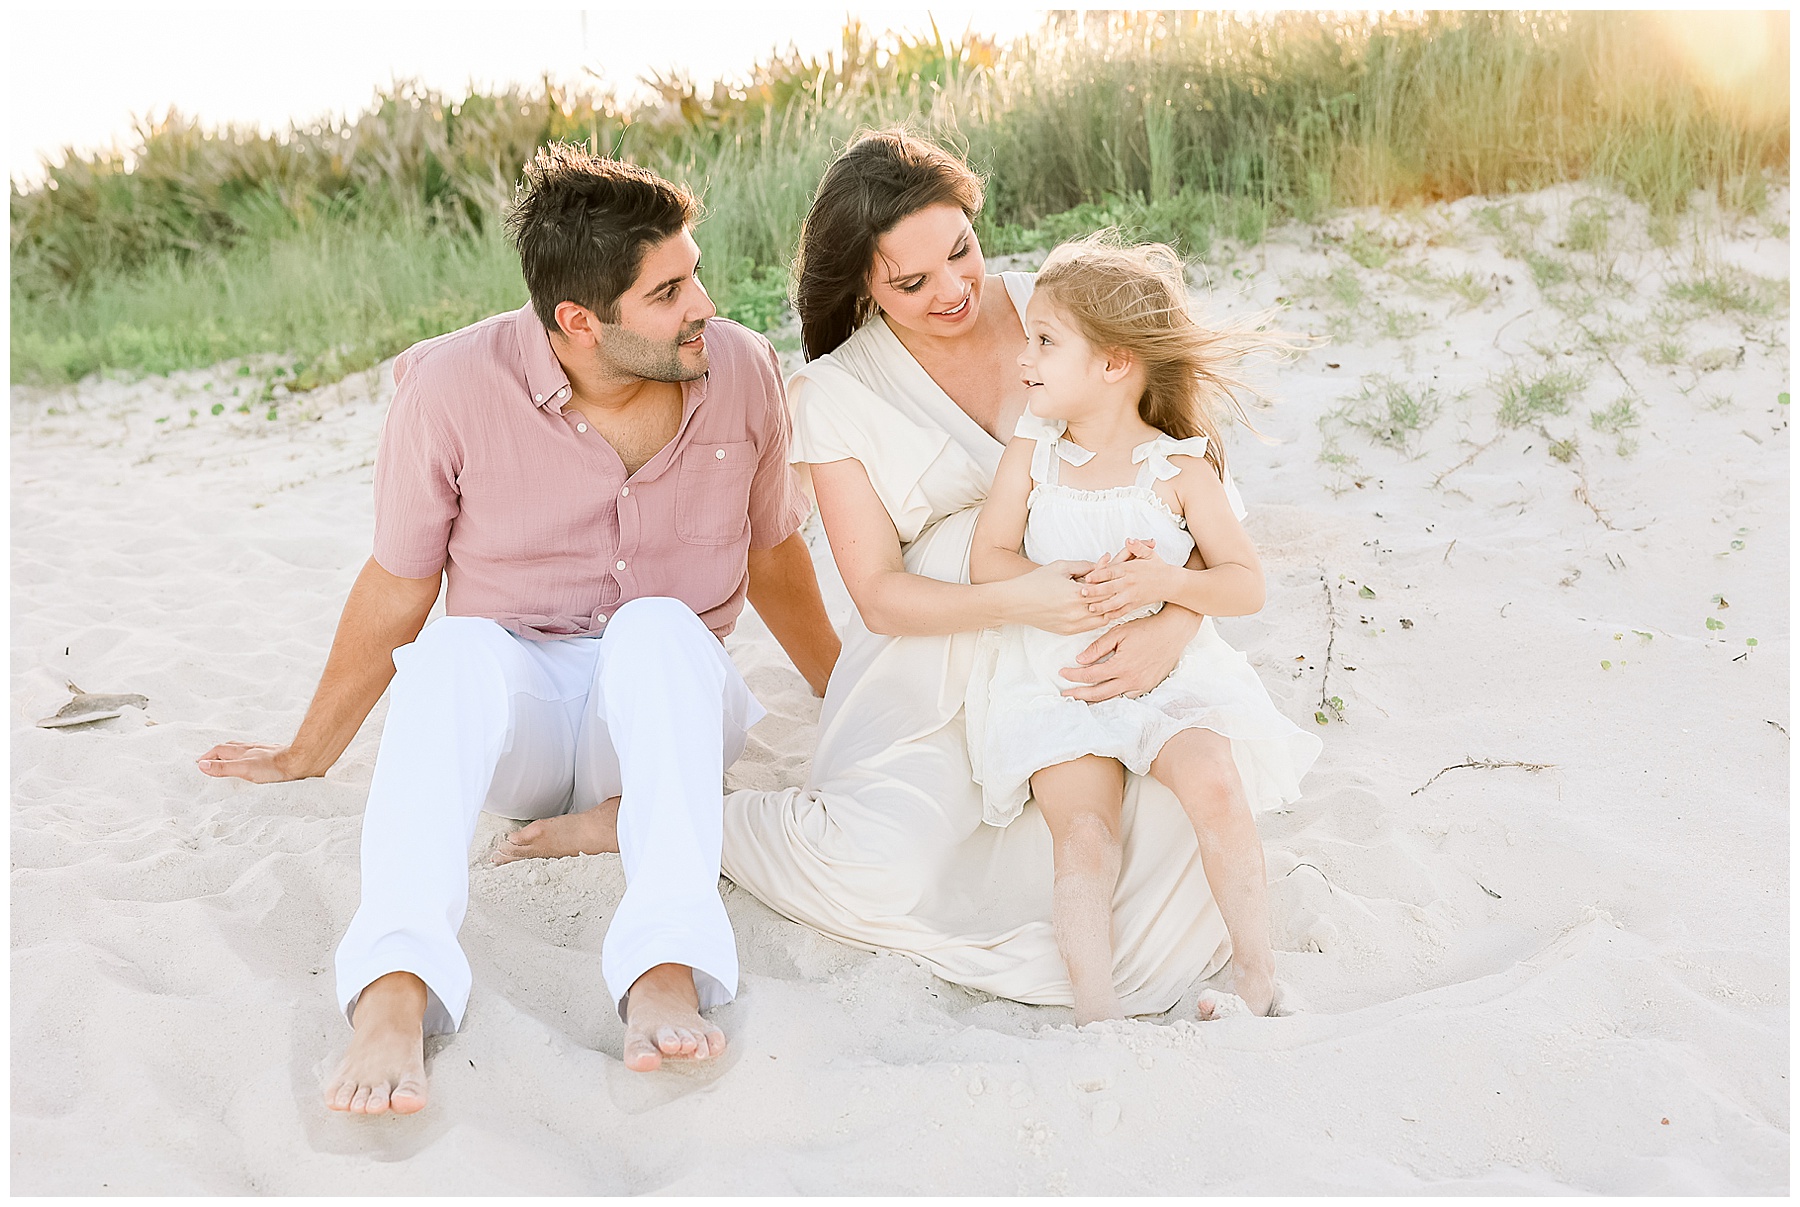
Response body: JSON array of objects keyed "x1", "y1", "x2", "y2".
[{"x1": 966, "y1": 412, "x2": 1323, "y2": 826}]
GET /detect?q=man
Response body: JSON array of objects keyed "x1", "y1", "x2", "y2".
[{"x1": 197, "y1": 145, "x2": 839, "y2": 1115}]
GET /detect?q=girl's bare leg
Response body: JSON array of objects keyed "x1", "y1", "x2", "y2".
[
  {"x1": 1150, "y1": 729, "x2": 1276, "y2": 1017},
  {"x1": 1029, "y1": 755, "x2": 1127, "y2": 1024}
]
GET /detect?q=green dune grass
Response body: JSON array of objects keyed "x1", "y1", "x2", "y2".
[{"x1": 11, "y1": 11, "x2": 1788, "y2": 385}]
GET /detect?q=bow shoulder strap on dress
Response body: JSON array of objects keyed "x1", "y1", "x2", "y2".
[
  {"x1": 1129, "y1": 432, "x2": 1251, "y2": 520},
  {"x1": 1132, "y1": 433, "x2": 1211, "y2": 486},
  {"x1": 1014, "y1": 411, "x2": 1093, "y2": 486}
]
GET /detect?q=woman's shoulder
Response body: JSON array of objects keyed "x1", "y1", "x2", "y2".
[
  {"x1": 793, "y1": 312, "x2": 891, "y2": 380},
  {"x1": 996, "y1": 271, "x2": 1035, "y2": 323},
  {"x1": 998, "y1": 270, "x2": 1036, "y2": 299},
  {"x1": 787, "y1": 323, "x2": 888, "y2": 418},
  {"x1": 786, "y1": 326, "x2": 938, "y2": 465}
]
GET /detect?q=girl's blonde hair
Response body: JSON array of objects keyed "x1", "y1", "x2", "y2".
[{"x1": 1035, "y1": 232, "x2": 1288, "y2": 479}]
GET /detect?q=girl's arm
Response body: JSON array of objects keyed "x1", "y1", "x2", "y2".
[
  {"x1": 810, "y1": 456, "x2": 1097, "y2": 638},
  {"x1": 1078, "y1": 457, "x2": 1265, "y2": 623},
  {"x1": 968, "y1": 437, "x2": 1039, "y2": 585}
]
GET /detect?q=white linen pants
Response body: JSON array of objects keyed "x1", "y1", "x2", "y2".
[{"x1": 333, "y1": 597, "x2": 762, "y2": 1036}]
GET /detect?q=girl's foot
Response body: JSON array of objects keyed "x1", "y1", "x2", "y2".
[
  {"x1": 1197, "y1": 967, "x2": 1277, "y2": 1020},
  {"x1": 1074, "y1": 992, "x2": 1125, "y2": 1026}
]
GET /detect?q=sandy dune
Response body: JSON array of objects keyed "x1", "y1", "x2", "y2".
[{"x1": 11, "y1": 183, "x2": 1787, "y2": 1193}]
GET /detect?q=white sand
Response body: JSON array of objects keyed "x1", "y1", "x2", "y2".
[{"x1": 11, "y1": 183, "x2": 1788, "y2": 1193}]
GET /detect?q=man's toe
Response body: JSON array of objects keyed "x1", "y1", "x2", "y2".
[
  {"x1": 623, "y1": 1035, "x2": 663, "y2": 1071},
  {"x1": 391, "y1": 1079, "x2": 428, "y2": 1114}
]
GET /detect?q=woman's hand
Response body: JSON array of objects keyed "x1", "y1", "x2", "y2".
[
  {"x1": 1007, "y1": 559, "x2": 1098, "y2": 634},
  {"x1": 1057, "y1": 601, "x2": 1202, "y2": 702},
  {"x1": 1079, "y1": 537, "x2": 1175, "y2": 624}
]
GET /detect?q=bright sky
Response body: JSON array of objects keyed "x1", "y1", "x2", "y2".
[{"x1": 9, "y1": 4, "x2": 1050, "y2": 186}]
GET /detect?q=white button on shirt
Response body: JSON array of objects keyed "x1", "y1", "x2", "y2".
[
  {"x1": 577, "y1": 423, "x2": 588, "y2": 432},
  {"x1": 620, "y1": 486, "x2": 630, "y2": 497},
  {"x1": 616, "y1": 560, "x2": 627, "y2": 571},
  {"x1": 715, "y1": 448, "x2": 727, "y2": 459}
]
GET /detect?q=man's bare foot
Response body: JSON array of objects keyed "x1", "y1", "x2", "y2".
[
  {"x1": 491, "y1": 797, "x2": 621, "y2": 865},
  {"x1": 621, "y1": 963, "x2": 726, "y2": 1072},
  {"x1": 324, "y1": 971, "x2": 429, "y2": 1115},
  {"x1": 1197, "y1": 965, "x2": 1276, "y2": 1020}
]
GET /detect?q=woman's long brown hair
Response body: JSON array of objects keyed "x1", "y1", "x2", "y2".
[{"x1": 793, "y1": 129, "x2": 985, "y2": 362}]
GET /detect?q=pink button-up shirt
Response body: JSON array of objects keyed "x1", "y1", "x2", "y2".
[{"x1": 372, "y1": 305, "x2": 809, "y2": 640}]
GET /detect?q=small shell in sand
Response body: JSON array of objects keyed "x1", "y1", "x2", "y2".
[{"x1": 36, "y1": 692, "x2": 149, "y2": 729}]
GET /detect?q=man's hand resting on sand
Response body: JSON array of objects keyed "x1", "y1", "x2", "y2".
[
  {"x1": 194, "y1": 558, "x2": 441, "y2": 787},
  {"x1": 196, "y1": 741, "x2": 312, "y2": 783}
]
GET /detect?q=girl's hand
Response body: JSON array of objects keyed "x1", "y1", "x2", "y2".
[
  {"x1": 1084, "y1": 537, "x2": 1157, "y2": 578},
  {"x1": 1079, "y1": 542, "x2": 1175, "y2": 624},
  {"x1": 1058, "y1": 604, "x2": 1201, "y2": 702},
  {"x1": 1009, "y1": 559, "x2": 1099, "y2": 634}
]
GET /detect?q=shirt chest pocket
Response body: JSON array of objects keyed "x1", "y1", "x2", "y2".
[{"x1": 675, "y1": 440, "x2": 756, "y2": 545}]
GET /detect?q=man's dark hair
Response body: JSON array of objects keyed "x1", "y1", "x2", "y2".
[{"x1": 505, "y1": 144, "x2": 700, "y2": 332}]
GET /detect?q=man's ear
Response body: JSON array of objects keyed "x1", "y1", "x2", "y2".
[{"x1": 554, "y1": 300, "x2": 602, "y2": 348}]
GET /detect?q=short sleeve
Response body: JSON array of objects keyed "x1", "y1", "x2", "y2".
[
  {"x1": 371, "y1": 367, "x2": 459, "y2": 579},
  {"x1": 1221, "y1": 469, "x2": 1248, "y2": 521},
  {"x1": 786, "y1": 362, "x2": 956, "y2": 545},
  {"x1": 745, "y1": 336, "x2": 811, "y2": 550}
]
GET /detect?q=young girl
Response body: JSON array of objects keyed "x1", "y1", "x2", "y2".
[{"x1": 966, "y1": 236, "x2": 1322, "y2": 1024}]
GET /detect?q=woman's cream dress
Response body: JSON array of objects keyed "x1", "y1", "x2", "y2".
[{"x1": 721, "y1": 273, "x2": 1233, "y2": 1013}]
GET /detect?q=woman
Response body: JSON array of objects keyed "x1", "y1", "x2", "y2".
[{"x1": 721, "y1": 131, "x2": 1240, "y2": 1014}]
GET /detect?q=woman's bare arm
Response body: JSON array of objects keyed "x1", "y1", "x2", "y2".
[
  {"x1": 747, "y1": 531, "x2": 840, "y2": 696},
  {"x1": 810, "y1": 457, "x2": 1095, "y2": 637}
]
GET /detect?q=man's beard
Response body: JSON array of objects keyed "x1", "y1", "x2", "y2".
[{"x1": 596, "y1": 319, "x2": 708, "y2": 383}]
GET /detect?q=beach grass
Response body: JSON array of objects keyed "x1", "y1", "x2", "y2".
[
  {"x1": 1495, "y1": 366, "x2": 1588, "y2": 428},
  {"x1": 1332, "y1": 374, "x2": 1450, "y2": 455},
  {"x1": 11, "y1": 10, "x2": 1789, "y2": 385}
]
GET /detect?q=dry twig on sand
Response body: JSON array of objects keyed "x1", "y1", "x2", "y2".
[
  {"x1": 1491, "y1": 307, "x2": 1537, "y2": 351},
  {"x1": 1410, "y1": 758, "x2": 1556, "y2": 796},
  {"x1": 1574, "y1": 319, "x2": 1639, "y2": 396},
  {"x1": 1430, "y1": 437, "x2": 1501, "y2": 489},
  {"x1": 1542, "y1": 424, "x2": 1645, "y2": 533},
  {"x1": 1283, "y1": 862, "x2": 1335, "y2": 894},
  {"x1": 1316, "y1": 565, "x2": 1341, "y2": 721},
  {"x1": 1572, "y1": 468, "x2": 1620, "y2": 530}
]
